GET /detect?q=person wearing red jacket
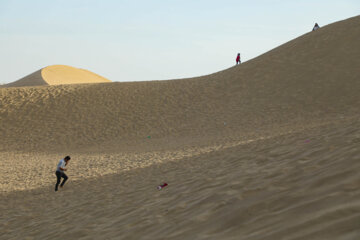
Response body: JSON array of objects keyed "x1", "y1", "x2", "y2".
[{"x1": 236, "y1": 53, "x2": 241, "y2": 65}]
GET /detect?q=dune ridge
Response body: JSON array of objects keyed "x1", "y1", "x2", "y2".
[{"x1": 0, "y1": 15, "x2": 360, "y2": 240}]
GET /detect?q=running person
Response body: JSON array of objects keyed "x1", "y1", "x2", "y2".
[{"x1": 55, "y1": 156, "x2": 71, "y2": 191}]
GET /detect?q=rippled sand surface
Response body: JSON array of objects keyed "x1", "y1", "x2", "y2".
[{"x1": 1, "y1": 119, "x2": 359, "y2": 240}]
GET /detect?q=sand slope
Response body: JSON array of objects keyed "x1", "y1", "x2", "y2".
[
  {"x1": 1, "y1": 119, "x2": 359, "y2": 239},
  {"x1": 1, "y1": 16, "x2": 360, "y2": 152},
  {"x1": 1, "y1": 69, "x2": 47, "y2": 87},
  {"x1": 1, "y1": 65, "x2": 111, "y2": 88},
  {"x1": 0, "y1": 16, "x2": 360, "y2": 240}
]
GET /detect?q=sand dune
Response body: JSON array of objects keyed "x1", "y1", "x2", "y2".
[
  {"x1": 1, "y1": 64, "x2": 111, "y2": 88},
  {"x1": 1, "y1": 16, "x2": 359, "y2": 153},
  {"x1": 0, "y1": 15, "x2": 360, "y2": 239}
]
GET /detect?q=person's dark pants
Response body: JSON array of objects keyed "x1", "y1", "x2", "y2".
[{"x1": 55, "y1": 171, "x2": 68, "y2": 191}]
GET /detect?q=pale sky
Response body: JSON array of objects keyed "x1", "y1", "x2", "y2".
[{"x1": 0, "y1": 0, "x2": 359, "y2": 84}]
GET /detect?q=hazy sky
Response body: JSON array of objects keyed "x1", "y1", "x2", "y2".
[{"x1": 0, "y1": 0, "x2": 359, "y2": 84}]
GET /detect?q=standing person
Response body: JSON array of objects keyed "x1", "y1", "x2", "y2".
[
  {"x1": 236, "y1": 53, "x2": 241, "y2": 65},
  {"x1": 55, "y1": 156, "x2": 71, "y2": 191},
  {"x1": 312, "y1": 23, "x2": 320, "y2": 31}
]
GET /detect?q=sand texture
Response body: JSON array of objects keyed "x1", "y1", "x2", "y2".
[{"x1": 0, "y1": 15, "x2": 360, "y2": 239}]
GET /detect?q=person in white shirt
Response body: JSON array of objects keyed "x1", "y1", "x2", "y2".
[
  {"x1": 55, "y1": 156, "x2": 71, "y2": 191},
  {"x1": 312, "y1": 23, "x2": 320, "y2": 31}
]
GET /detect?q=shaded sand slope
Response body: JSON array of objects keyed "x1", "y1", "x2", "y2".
[
  {"x1": 1, "y1": 16, "x2": 360, "y2": 152},
  {"x1": 1, "y1": 69, "x2": 47, "y2": 87},
  {"x1": 1, "y1": 119, "x2": 359, "y2": 239},
  {"x1": 1, "y1": 65, "x2": 111, "y2": 88}
]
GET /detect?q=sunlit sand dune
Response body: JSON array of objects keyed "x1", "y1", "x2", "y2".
[
  {"x1": 1, "y1": 64, "x2": 110, "y2": 88},
  {"x1": 0, "y1": 15, "x2": 359, "y2": 240}
]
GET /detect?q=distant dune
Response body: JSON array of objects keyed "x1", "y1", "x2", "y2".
[
  {"x1": 1, "y1": 64, "x2": 111, "y2": 87},
  {"x1": 0, "y1": 16, "x2": 360, "y2": 240}
]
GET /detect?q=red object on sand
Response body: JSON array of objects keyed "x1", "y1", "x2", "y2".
[{"x1": 157, "y1": 183, "x2": 168, "y2": 190}]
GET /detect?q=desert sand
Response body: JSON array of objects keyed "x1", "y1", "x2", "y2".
[
  {"x1": 0, "y1": 16, "x2": 360, "y2": 239},
  {"x1": 1, "y1": 64, "x2": 111, "y2": 88}
]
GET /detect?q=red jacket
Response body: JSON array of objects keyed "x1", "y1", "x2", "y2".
[{"x1": 236, "y1": 55, "x2": 240, "y2": 61}]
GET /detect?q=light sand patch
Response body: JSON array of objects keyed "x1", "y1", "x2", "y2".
[{"x1": 41, "y1": 65, "x2": 111, "y2": 85}]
